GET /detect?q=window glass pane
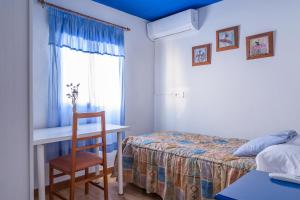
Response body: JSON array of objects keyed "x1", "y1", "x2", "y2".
[
  {"x1": 92, "y1": 53, "x2": 121, "y2": 111},
  {"x1": 61, "y1": 47, "x2": 90, "y2": 105},
  {"x1": 61, "y1": 47, "x2": 121, "y2": 113}
]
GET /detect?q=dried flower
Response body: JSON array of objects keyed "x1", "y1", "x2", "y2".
[{"x1": 66, "y1": 83, "x2": 80, "y2": 109}]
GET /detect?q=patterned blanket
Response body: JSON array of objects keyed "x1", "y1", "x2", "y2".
[{"x1": 118, "y1": 131, "x2": 256, "y2": 200}]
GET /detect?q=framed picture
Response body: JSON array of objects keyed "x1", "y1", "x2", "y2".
[
  {"x1": 192, "y1": 44, "x2": 211, "y2": 66},
  {"x1": 216, "y1": 26, "x2": 239, "y2": 51},
  {"x1": 246, "y1": 31, "x2": 274, "y2": 60}
]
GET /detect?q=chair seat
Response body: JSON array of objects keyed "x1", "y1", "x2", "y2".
[{"x1": 50, "y1": 152, "x2": 103, "y2": 173}]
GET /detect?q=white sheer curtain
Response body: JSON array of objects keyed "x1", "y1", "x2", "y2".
[
  {"x1": 53, "y1": 47, "x2": 124, "y2": 155},
  {"x1": 61, "y1": 47, "x2": 123, "y2": 124}
]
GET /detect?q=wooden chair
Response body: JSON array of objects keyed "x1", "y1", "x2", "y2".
[{"x1": 49, "y1": 111, "x2": 109, "y2": 200}]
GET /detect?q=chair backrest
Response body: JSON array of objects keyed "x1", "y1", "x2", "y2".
[{"x1": 71, "y1": 111, "x2": 107, "y2": 172}]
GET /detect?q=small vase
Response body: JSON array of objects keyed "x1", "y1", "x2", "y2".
[{"x1": 72, "y1": 103, "x2": 77, "y2": 113}]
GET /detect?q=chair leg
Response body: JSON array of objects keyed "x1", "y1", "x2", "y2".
[
  {"x1": 85, "y1": 168, "x2": 89, "y2": 195},
  {"x1": 103, "y1": 166, "x2": 109, "y2": 200},
  {"x1": 49, "y1": 165, "x2": 54, "y2": 200},
  {"x1": 69, "y1": 172, "x2": 75, "y2": 200}
]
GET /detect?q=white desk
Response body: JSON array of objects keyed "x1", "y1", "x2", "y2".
[{"x1": 33, "y1": 123, "x2": 129, "y2": 200}]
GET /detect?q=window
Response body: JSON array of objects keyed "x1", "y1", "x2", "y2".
[{"x1": 61, "y1": 47, "x2": 123, "y2": 121}]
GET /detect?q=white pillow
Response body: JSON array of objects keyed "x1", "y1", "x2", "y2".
[
  {"x1": 256, "y1": 144, "x2": 300, "y2": 175},
  {"x1": 287, "y1": 135, "x2": 300, "y2": 145}
]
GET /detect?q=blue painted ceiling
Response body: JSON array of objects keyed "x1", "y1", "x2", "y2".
[{"x1": 93, "y1": 0, "x2": 222, "y2": 21}]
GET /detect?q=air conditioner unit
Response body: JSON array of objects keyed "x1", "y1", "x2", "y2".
[{"x1": 147, "y1": 9, "x2": 199, "y2": 41}]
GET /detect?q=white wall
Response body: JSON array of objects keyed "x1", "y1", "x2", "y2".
[
  {"x1": 33, "y1": 0, "x2": 154, "y2": 135},
  {"x1": 0, "y1": 0, "x2": 30, "y2": 199},
  {"x1": 155, "y1": 0, "x2": 300, "y2": 139}
]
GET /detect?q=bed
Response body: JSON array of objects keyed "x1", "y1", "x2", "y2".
[{"x1": 115, "y1": 131, "x2": 256, "y2": 200}]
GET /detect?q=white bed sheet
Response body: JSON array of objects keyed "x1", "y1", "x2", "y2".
[
  {"x1": 287, "y1": 134, "x2": 300, "y2": 145},
  {"x1": 256, "y1": 144, "x2": 300, "y2": 175}
]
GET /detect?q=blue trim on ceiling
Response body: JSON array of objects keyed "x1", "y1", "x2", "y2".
[{"x1": 93, "y1": 0, "x2": 222, "y2": 21}]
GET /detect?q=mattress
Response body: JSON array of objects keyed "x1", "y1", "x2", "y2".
[{"x1": 116, "y1": 131, "x2": 256, "y2": 200}]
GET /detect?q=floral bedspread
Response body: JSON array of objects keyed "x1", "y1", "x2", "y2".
[{"x1": 118, "y1": 131, "x2": 256, "y2": 200}]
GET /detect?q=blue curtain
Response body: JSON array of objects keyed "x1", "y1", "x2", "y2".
[
  {"x1": 48, "y1": 7, "x2": 125, "y2": 57},
  {"x1": 46, "y1": 7, "x2": 125, "y2": 161}
]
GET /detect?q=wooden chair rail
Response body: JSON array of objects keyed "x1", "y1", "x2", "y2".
[
  {"x1": 89, "y1": 181, "x2": 105, "y2": 190},
  {"x1": 52, "y1": 191, "x2": 68, "y2": 200},
  {"x1": 54, "y1": 172, "x2": 67, "y2": 178},
  {"x1": 76, "y1": 133, "x2": 104, "y2": 141},
  {"x1": 76, "y1": 112, "x2": 104, "y2": 119},
  {"x1": 75, "y1": 143, "x2": 102, "y2": 152},
  {"x1": 75, "y1": 174, "x2": 103, "y2": 185},
  {"x1": 50, "y1": 172, "x2": 107, "y2": 200}
]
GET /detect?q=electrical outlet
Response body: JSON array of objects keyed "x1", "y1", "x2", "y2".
[{"x1": 175, "y1": 91, "x2": 185, "y2": 98}]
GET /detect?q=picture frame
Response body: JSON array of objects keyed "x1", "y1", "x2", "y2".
[
  {"x1": 192, "y1": 44, "x2": 211, "y2": 66},
  {"x1": 246, "y1": 31, "x2": 274, "y2": 60},
  {"x1": 216, "y1": 26, "x2": 239, "y2": 52}
]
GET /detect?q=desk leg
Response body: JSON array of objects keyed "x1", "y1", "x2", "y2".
[
  {"x1": 117, "y1": 131, "x2": 123, "y2": 195},
  {"x1": 37, "y1": 144, "x2": 46, "y2": 200}
]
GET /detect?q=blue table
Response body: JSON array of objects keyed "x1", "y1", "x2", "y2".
[{"x1": 215, "y1": 170, "x2": 300, "y2": 200}]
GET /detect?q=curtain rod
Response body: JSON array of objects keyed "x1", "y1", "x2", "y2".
[{"x1": 39, "y1": 0, "x2": 131, "y2": 31}]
